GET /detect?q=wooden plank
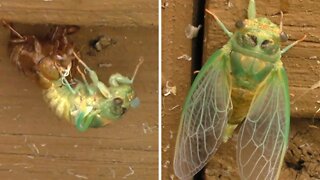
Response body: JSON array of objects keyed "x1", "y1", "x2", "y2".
[
  {"x1": 161, "y1": 0, "x2": 194, "y2": 179},
  {"x1": 204, "y1": 0, "x2": 320, "y2": 118},
  {"x1": 204, "y1": 0, "x2": 320, "y2": 179},
  {"x1": 0, "y1": 24, "x2": 158, "y2": 179},
  {"x1": 0, "y1": 0, "x2": 158, "y2": 27}
]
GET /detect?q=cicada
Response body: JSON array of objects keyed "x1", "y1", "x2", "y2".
[
  {"x1": 3, "y1": 21, "x2": 142, "y2": 132},
  {"x1": 174, "y1": 0, "x2": 306, "y2": 179}
]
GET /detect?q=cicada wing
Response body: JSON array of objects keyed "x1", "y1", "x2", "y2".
[
  {"x1": 237, "y1": 67, "x2": 290, "y2": 180},
  {"x1": 174, "y1": 50, "x2": 232, "y2": 179}
]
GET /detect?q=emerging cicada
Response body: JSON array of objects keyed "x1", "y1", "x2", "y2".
[
  {"x1": 3, "y1": 21, "x2": 142, "y2": 131},
  {"x1": 174, "y1": 0, "x2": 306, "y2": 179}
]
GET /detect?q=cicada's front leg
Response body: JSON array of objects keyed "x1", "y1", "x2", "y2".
[
  {"x1": 109, "y1": 57, "x2": 144, "y2": 87},
  {"x1": 109, "y1": 73, "x2": 133, "y2": 87}
]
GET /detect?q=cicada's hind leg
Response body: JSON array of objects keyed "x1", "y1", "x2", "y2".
[
  {"x1": 75, "y1": 110, "x2": 97, "y2": 132},
  {"x1": 72, "y1": 51, "x2": 111, "y2": 98},
  {"x1": 205, "y1": 9, "x2": 233, "y2": 38}
]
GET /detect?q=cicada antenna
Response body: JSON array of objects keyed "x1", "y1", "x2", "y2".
[
  {"x1": 131, "y1": 57, "x2": 144, "y2": 82},
  {"x1": 205, "y1": 9, "x2": 233, "y2": 38},
  {"x1": 281, "y1": 35, "x2": 306, "y2": 54},
  {"x1": 280, "y1": 11, "x2": 284, "y2": 32}
]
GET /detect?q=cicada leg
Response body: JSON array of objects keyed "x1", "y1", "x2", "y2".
[
  {"x1": 54, "y1": 62, "x2": 77, "y2": 94},
  {"x1": 2, "y1": 20, "x2": 27, "y2": 42},
  {"x1": 109, "y1": 57, "x2": 144, "y2": 86},
  {"x1": 75, "y1": 110, "x2": 97, "y2": 132},
  {"x1": 76, "y1": 65, "x2": 95, "y2": 95},
  {"x1": 72, "y1": 51, "x2": 111, "y2": 98}
]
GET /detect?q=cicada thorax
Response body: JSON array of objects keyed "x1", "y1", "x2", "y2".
[
  {"x1": 226, "y1": 18, "x2": 283, "y2": 125},
  {"x1": 227, "y1": 51, "x2": 274, "y2": 124}
]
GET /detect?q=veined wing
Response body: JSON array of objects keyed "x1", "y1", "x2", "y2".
[
  {"x1": 174, "y1": 49, "x2": 232, "y2": 179},
  {"x1": 237, "y1": 67, "x2": 290, "y2": 180}
]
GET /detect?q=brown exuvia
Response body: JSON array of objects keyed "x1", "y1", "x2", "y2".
[{"x1": 3, "y1": 21, "x2": 80, "y2": 89}]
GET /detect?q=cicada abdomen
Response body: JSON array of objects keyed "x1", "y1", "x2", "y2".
[
  {"x1": 173, "y1": 0, "x2": 306, "y2": 179},
  {"x1": 3, "y1": 22, "x2": 142, "y2": 131}
]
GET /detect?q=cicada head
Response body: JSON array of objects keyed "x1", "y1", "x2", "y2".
[
  {"x1": 109, "y1": 84, "x2": 139, "y2": 112},
  {"x1": 231, "y1": 17, "x2": 287, "y2": 62},
  {"x1": 96, "y1": 84, "x2": 139, "y2": 125}
]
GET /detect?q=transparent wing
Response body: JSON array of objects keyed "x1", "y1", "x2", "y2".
[
  {"x1": 237, "y1": 67, "x2": 290, "y2": 180},
  {"x1": 174, "y1": 50, "x2": 232, "y2": 179}
]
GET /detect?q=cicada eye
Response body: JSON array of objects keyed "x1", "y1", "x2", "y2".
[
  {"x1": 113, "y1": 97, "x2": 123, "y2": 105},
  {"x1": 242, "y1": 34, "x2": 257, "y2": 47},
  {"x1": 280, "y1": 32, "x2": 288, "y2": 42},
  {"x1": 261, "y1": 40, "x2": 272, "y2": 49},
  {"x1": 235, "y1": 20, "x2": 245, "y2": 29},
  {"x1": 261, "y1": 39, "x2": 279, "y2": 54}
]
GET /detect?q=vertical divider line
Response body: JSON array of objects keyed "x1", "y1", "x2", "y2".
[
  {"x1": 191, "y1": 0, "x2": 206, "y2": 82},
  {"x1": 191, "y1": 1, "x2": 206, "y2": 180}
]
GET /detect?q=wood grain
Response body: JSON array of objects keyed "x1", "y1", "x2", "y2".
[
  {"x1": 0, "y1": 0, "x2": 158, "y2": 27},
  {"x1": 161, "y1": 0, "x2": 194, "y2": 179},
  {"x1": 0, "y1": 25, "x2": 158, "y2": 179}
]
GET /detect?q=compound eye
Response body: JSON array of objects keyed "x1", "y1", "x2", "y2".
[
  {"x1": 280, "y1": 32, "x2": 288, "y2": 42},
  {"x1": 243, "y1": 34, "x2": 258, "y2": 47},
  {"x1": 261, "y1": 40, "x2": 272, "y2": 49},
  {"x1": 235, "y1": 20, "x2": 245, "y2": 29},
  {"x1": 113, "y1": 97, "x2": 123, "y2": 106}
]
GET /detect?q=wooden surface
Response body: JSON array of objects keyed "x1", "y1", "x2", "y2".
[
  {"x1": 0, "y1": 0, "x2": 158, "y2": 27},
  {"x1": 205, "y1": 0, "x2": 320, "y2": 118},
  {"x1": 0, "y1": 25, "x2": 158, "y2": 179},
  {"x1": 161, "y1": 0, "x2": 194, "y2": 179},
  {"x1": 204, "y1": 0, "x2": 320, "y2": 179}
]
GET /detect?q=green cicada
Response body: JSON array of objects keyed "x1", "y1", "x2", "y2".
[{"x1": 174, "y1": 0, "x2": 306, "y2": 179}]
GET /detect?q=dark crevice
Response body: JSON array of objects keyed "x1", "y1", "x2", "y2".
[
  {"x1": 191, "y1": 0, "x2": 206, "y2": 83},
  {"x1": 191, "y1": 0, "x2": 206, "y2": 180}
]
